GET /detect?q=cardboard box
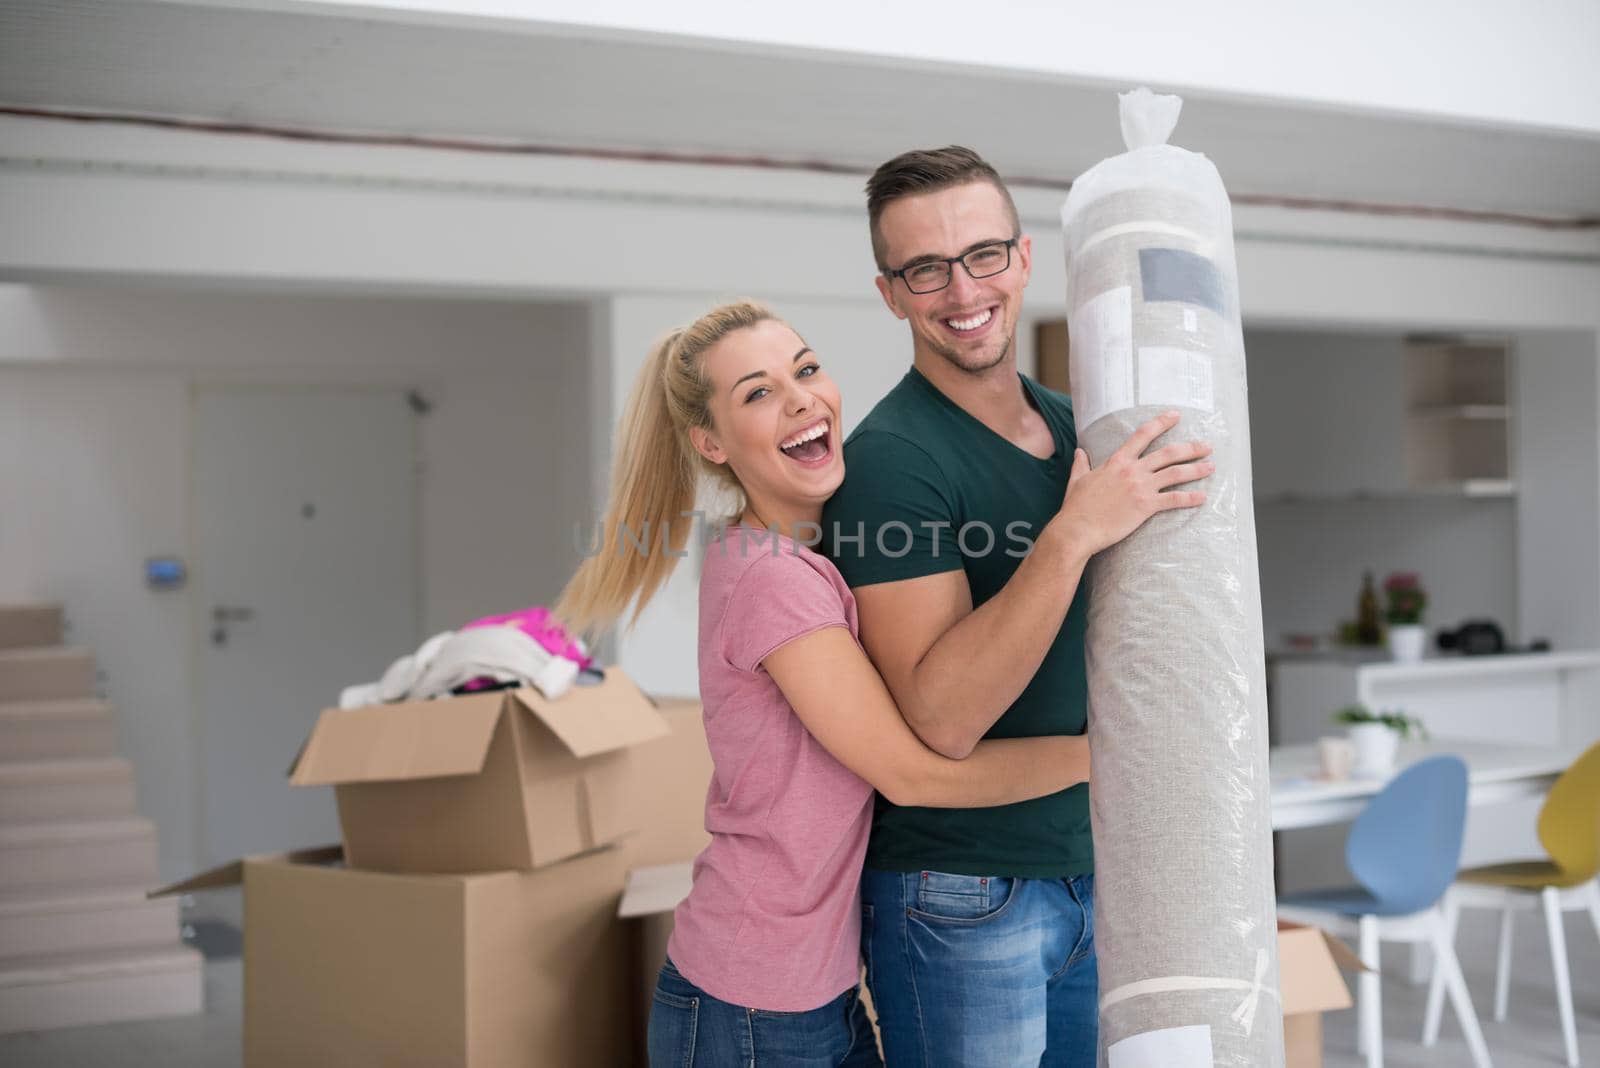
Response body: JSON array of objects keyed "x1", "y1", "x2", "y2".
[
  {"x1": 1278, "y1": 920, "x2": 1363, "y2": 1068},
  {"x1": 621, "y1": 875, "x2": 1359, "y2": 1068},
  {"x1": 618, "y1": 860, "x2": 693, "y2": 1051},
  {"x1": 612, "y1": 697, "x2": 712, "y2": 1063},
  {"x1": 288, "y1": 670, "x2": 670, "y2": 874},
  {"x1": 620, "y1": 697, "x2": 713, "y2": 869},
  {"x1": 153, "y1": 844, "x2": 632, "y2": 1067}
]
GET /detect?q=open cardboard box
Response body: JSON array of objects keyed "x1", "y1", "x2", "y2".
[
  {"x1": 145, "y1": 693, "x2": 714, "y2": 1066},
  {"x1": 620, "y1": 870, "x2": 1363, "y2": 1068},
  {"x1": 622, "y1": 697, "x2": 713, "y2": 868},
  {"x1": 287, "y1": 669, "x2": 671, "y2": 874},
  {"x1": 152, "y1": 844, "x2": 633, "y2": 1067},
  {"x1": 1277, "y1": 919, "x2": 1365, "y2": 1068}
]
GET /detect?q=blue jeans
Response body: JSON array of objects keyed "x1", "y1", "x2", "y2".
[
  {"x1": 860, "y1": 869, "x2": 1098, "y2": 1068},
  {"x1": 648, "y1": 957, "x2": 883, "y2": 1067}
]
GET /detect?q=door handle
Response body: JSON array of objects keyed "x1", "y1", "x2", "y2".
[{"x1": 211, "y1": 605, "x2": 256, "y2": 647}]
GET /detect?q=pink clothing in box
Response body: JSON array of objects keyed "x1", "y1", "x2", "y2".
[{"x1": 666, "y1": 527, "x2": 874, "y2": 1012}]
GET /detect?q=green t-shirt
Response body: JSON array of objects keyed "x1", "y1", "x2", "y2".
[{"x1": 821, "y1": 366, "x2": 1091, "y2": 878}]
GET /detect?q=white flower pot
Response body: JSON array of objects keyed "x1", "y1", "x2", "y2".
[
  {"x1": 1387, "y1": 624, "x2": 1426, "y2": 663},
  {"x1": 1349, "y1": 722, "x2": 1400, "y2": 778}
]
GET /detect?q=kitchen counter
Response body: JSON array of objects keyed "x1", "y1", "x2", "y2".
[{"x1": 1267, "y1": 649, "x2": 1600, "y2": 748}]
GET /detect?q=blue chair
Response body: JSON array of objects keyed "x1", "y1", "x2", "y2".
[{"x1": 1279, "y1": 755, "x2": 1492, "y2": 1068}]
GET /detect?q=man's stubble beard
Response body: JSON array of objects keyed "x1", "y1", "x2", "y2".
[{"x1": 928, "y1": 332, "x2": 1013, "y2": 376}]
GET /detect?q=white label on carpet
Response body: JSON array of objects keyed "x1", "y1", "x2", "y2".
[
  {"x1": 1137, "y1": 346, "x2": 1215, "y2": 412},
  {"x1": 1069, "y1": 285, "x2": 1133, "y2": 429},
  {"x1": 1068, "y1": 286, "x2": 1132, "y2": 431},
  {"x1": 1108, "y1": 1024, "x2": 1214, "y2": 1068}
]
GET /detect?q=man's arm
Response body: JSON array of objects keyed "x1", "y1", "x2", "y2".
[{"x1": 856, "y1": 411, "x2": 1212, "y2": 759}]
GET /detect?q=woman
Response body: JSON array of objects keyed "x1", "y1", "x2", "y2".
[{"x1": 556, "y1": 301, "x2": 1090, "y2": 1067}]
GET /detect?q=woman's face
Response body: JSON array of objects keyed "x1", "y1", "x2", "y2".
[{"x1": 691, "y1": 319, "x2": 844, "y2": 517}]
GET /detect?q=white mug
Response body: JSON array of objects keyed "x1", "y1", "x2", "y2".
[{"x1": 1318, "y1": 736, "x2": 1356, "y2": 781}]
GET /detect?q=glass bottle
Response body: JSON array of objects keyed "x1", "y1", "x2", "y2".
[{"x1": 1356, "y1": 571, "x2": 1382, "y2": 646}]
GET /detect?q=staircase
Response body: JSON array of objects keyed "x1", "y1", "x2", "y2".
[{"x1": 0, "y1": 603, "x2": 202, "y2": 1033}]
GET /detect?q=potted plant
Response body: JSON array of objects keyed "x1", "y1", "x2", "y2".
[
  {"x1": 1333, "y1": 704, "x2": 1427, "y2": 777},
  {"x1": 1383, "y1": 572, "x2": 1428, "y2": 662}
]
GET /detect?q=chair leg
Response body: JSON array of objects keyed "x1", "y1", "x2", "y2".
[
  {"x1": 1423, "y1": 891, "x2": 1459, "y2": 1045},
  {"x1": 1435, "y1": 910, "x2": 1494, "y2": 1068},
  {"x1": 1542, "y1": 886, "x2": 1579, "y2": 1068},
  {"x1": 1360, "y1": 914, "x2": 1384, "y2": 1068},
  {"x1": 1588, "y1": 880, "x2": 1600, "y2": 950},
  {"x1": 1422, "y1": 947, "x2": 1446, "y2": 1046},
  {"x1": 1494, "y1": 898, "x2": 1515, "y2": 1022}
]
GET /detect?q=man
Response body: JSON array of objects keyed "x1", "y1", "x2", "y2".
[{"x1": 822, "y1": 146, "x2": 1213, "y2": 1065}]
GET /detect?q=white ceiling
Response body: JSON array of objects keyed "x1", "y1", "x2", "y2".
[{"x1": 1, "y1": 0, "x2": 1597, "y2": 223}]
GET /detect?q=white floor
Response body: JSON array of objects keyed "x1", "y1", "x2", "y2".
[
  {"x1": 1, "y1": 906, "x2": 1597, "y2": 1066},
  {"x1": 1, "y1": 957, "x2": 241, "y2": 1067},
  {"x1": 1321, "y1": 907, "x2": 1600, "y2": 1068}
]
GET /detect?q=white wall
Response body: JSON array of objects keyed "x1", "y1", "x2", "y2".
[
  {"x1": 1515, "y1": 331, "x2": 1600, "y2": 651},
  {"x1": 5, "y1": 118, "x2": 1598, "y2": 330},
  {"x1": 1513, "y1": 331, "x2": 1600, "y2": 746},
  {"x1": 0, "y1": 368, "x2": 197, "y2": 876},
  {"x1": 417, "y1": 335, "x2": 596, "y2": 629},
  {"x1": 328, "y1": 0, "x2": 1600, "y2": 134},
  {"x1": 0, "y1": 285, "x2": 591, "y2": 878},
  {"x1": 1255, "y1": 496, "x2": 1518, "y2": 649}
]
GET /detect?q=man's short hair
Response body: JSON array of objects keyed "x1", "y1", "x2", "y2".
[{"x1": 865, "y1": 146, "x2": 1021, "y2": 271}]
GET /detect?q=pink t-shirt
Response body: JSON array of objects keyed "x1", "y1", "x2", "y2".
[{"x1": 666, "y1": 527, "x2": 875, "y2": 1011}]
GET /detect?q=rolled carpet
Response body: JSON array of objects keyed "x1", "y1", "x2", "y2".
[{"x1": 1062, "y1": 88, "x2": 1283, "y2": 1068}]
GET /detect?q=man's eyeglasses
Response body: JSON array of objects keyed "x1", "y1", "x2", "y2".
[{"x1": 883, "y1": 238, "x2": 1019, "y2": 295}]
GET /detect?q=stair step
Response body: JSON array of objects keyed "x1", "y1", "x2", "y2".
[
  {"x1": 0, "y1": 605, "x2": 63, "y2": 652},
  {"x1": 0, "y1": 758, "x2": 138, "y2": 823},
  {"x1": 0, "y1": 700, "x2": 119, "y2": 762},
  {"x1": 0, "y1": 817, "x2": 158, "y2": 893},
  {"x1": 0, "y1": 943, "x2": 202, "y2": 1033},
  {"x1": 0, "y1": 885, "x2": 180, "y2": 960},
  {"x1": 0, "y1": 648, "x2": 96, "y2": 703}
]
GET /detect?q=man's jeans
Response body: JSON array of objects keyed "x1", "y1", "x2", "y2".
[{"x1": 860, "y1": 869, "x2": 1098, "y2": 1067}]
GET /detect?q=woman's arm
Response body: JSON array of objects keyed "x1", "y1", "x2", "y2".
[{"x1": 762, "y1": 625, "x2": 1089, "y2": 809}]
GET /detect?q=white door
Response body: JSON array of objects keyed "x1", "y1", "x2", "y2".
[{"x1": 192, "y1": 385, "x2": 419, "y2": 864}]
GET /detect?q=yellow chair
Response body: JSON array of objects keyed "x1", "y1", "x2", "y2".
[{"x1": 1424, "y1": 742, "x2": 1600, "y2": 1068}]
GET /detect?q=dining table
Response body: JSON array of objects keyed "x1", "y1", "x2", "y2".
[
  {"x1": 1269, "y1": 738, "x2": 1583, "y2": 831},
  {"x1": 1270, "y1": 737, "x2": 1587, "y2": 982}
]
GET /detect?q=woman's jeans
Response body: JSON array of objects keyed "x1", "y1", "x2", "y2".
[
  {"x1": 859, "y1": 868, "x2": 1098, "y2": 1067},
  {"x1": 648, "y1": 957, "x2": 883, "y2": 1067}
]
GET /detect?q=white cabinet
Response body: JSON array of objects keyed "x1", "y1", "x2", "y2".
[
  {"x1": 1404, "y1": 339, "x2": 1513, "y2": 496},
  {"x1": 1246, "y1": 331, "x2": 1514, "y2": 501}
]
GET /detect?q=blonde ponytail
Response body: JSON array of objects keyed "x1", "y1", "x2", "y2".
[{"x1": 555, "y1": 300, "x2": 773, "y2": 636}]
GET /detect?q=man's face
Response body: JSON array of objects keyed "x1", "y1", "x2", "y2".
[{"x1": 873, "y1": 181, "x2": 1031, "y2": 375}]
